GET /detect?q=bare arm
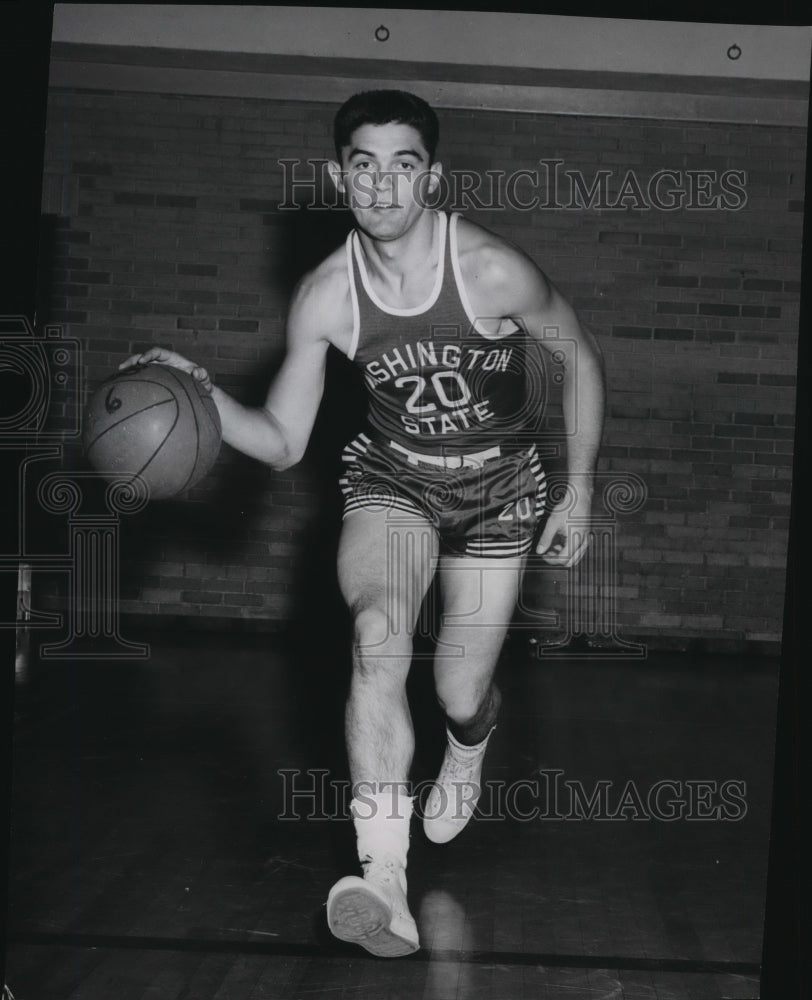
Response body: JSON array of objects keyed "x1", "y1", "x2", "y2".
[
  {"x1": 521, "y1": 268, "x2": 605, "y2": 566},
  {"x1": 510, "y1": 261, "x2": 605, "y2": 566},
  {"x1": 463, "y1": 231, "x2": 605, "y2": 566},
  {"x1": 216, "y1": 318, "x2": 328, "y2": 469},
  {"x1": 119, "y1": 275, "x2": 331, "y2": 471},
  {"x1": 257, "y1": 277, "x2": 331, "y2": 467},
  {"x1": 519, "y1": 265, "x2": 605, "y2": 483}
]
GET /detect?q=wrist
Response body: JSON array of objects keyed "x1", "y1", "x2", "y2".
[
  {"x1": 566, "y1": 471, "x2": 595, "y2": 488},
  {"x1": 566, "y1": 473, "x2": 595, "y2": 507}
]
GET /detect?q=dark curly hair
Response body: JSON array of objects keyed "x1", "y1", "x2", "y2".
[{"x1": 333, "y1": 90, "x2": 439, "y2": 164}]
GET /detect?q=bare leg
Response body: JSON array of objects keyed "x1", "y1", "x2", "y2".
[
  {"x1": 328, "y1": 505, "x2": 438, "y2": 956},
  {"x1": 423, "y1": 555, "x2": 525, "y2": 843},
  {"x1": 434, "y1": 554, "x2": 525, "y2": 741},
  {"x1": 337, "y1": 507, "x2": 438, "y2": 788}
]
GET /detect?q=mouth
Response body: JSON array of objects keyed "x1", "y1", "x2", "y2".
[{"x1": 353, "y1": 202, "x2": 399, "y2": 212}]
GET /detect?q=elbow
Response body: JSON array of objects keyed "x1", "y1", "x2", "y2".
[
  {"x1": 259, "y1": 409, "x2": 303, "y2": 470},
  {"x1": 269, "y1": 441, "x2": 303, "y2": 472}
]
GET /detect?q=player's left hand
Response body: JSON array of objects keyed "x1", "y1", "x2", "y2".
[{"x1": 535, "y1": 497, "x2": 592, "y2": 568}]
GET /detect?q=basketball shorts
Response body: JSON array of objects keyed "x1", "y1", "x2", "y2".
[{"x1": 339, "y1": 432, "x2": 548, "y2": 558}]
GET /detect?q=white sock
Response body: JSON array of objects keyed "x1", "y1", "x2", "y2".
[
  {"x1": 351, "y1": 789, "x2": 413, "y2": 868},
  {"x1": 447, "y1": 724, "x2": 495, "y2": 758}
]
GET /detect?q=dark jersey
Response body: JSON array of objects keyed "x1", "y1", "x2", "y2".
[{"x1": 345, "y1": 212, "x2": 537, "y2": 454}]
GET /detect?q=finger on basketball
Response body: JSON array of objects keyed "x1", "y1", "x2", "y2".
[
  {"x1": 118, "y1": 353, "x2": 147, "y2": 371},
  {"x1": 83, "y1": 364, "x2": 222, "y2": 500},
  {"x1": 119, "y1": 347, "x2": 164, "y2": 370}
]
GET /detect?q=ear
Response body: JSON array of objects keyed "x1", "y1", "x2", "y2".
[
  {"x1": 424, "y1": 161, "x2": 443, "y2": 196},
  {"x1": 414, "y1": 161, "x2": 443, "y2": 207},
  {"x1": 327, "y1": 159, "x2": 347, "y2": 195}
]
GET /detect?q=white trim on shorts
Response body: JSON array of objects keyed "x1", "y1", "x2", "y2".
[
  {"x1": 463, "y1": 536, "x2": 536, "y2": 558},
  {"x1": 527, "y1": 444, "x2": 548, "y2": 517}
]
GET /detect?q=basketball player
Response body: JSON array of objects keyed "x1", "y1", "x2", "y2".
[{"x1": 120, "y1": 90, "x2": 605, "y2": 958}]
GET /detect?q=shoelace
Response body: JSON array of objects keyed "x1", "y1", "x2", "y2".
[
  {"x1": 362, "y1": 858, "x2": 407, "y2": 897},
  {"x1": 441, "y1": 742, "x2": 484, "y2": 784}
]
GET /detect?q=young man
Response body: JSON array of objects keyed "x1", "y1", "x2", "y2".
[{"x1": 121, "y1": 90, "x2": 605, "y2": 958}]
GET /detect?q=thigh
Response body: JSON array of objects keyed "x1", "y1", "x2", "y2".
[
  {"x1": 435, "y1": 554, "x2": 526, "y2": 677},
  {"x1": 338, "y1": 506, "x2": 440, "y2": 633},
  {"x1": 439, "y1": 554, "x2": 526, "y2": 629}
]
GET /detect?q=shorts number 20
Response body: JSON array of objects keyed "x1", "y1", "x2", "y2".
[{"x1": 498, "y1": 497, "x2": 533, "y2": 521}]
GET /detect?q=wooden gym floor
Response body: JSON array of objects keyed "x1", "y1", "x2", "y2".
[{"x1": 5, "y1": 630, "x2": 777, "y2": 1000}]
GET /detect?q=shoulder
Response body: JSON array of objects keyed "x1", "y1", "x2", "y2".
[
  {"x1": 287, "y1": 239, "x2": 354, "y2": 350},
  {"x1": 454, "y1": 214, "x2": 553, "y2": 314}
]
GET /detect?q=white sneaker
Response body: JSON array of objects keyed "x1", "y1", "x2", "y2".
[
  {"x1": 422, "y1": 727, "x2": 493, "y2": 844},
  {"x1": 326, "y1": 859, "x2": 419, "y2": 957}
]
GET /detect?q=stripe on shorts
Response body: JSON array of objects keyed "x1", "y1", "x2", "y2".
[
  {"x1": 340, "y1": 432, "x2": 372, "y2": 463},
  {"x1": 527, "y1": 445, "x2": 547, "y2": 515},
  {"x1": 464, "y1": 536, "x2": 534, "y2": 558},
  {"x1": 340, "y1": 432, "x2": 426, "y2": 520},
  {"x1": 342, "y1": 494, "x2": 427, "y2": 519}
]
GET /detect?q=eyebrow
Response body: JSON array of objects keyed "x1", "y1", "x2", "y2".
[{"x1": 346, "y1": 147, "x2": 426, "y2": 162}]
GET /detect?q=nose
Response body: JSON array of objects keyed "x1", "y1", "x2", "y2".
[{"x1": 372, "y1": 170, "x2": 393, "y2": 191}]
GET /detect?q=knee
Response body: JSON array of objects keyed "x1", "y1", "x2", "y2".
[
  {"x1": 436, "y1": 683, "x2": 500, "y2": 729},
  {"x1": 437, "y1": 691, "x2": 481, "y2": 727},
  {"x1": 352, "y1": 605, "x2": 411, "y2": 661}
]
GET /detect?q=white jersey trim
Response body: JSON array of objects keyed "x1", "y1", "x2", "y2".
[
  {"x1": 345, "y1": 232, "x2": 361, "y2": 360},
  {"x1": 449, "y1": 212, "x2": 520, "y2": 341},
  {"x1": 351, "y1": 211, "x2": 447, "y2": 317}
]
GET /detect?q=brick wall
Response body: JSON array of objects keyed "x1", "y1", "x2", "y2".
[{"x1": 38, "y1": 88, "x2": 804, "y2": 645}]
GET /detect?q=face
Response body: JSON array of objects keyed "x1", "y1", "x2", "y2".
[{"x1": 331, "y1": 122, "x2": 442, "y2": 240}]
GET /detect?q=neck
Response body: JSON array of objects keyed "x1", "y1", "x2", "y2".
[{"x1": 356, "y1": 211, "x2": 438, "y2": 282}]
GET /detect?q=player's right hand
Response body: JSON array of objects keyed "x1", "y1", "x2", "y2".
[{"x1": 118, "y1": 346, "x2": 213, "y2": 394}]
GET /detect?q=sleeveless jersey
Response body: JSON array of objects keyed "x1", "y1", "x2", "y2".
[{"x1": 345, "y1": 212, "x2": 536, "y2": 454}]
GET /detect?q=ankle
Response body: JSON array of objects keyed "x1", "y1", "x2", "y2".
[
  {"x1": 447, "y1": 687, "x2": 501, "y2": 746},
  {"x1": 447, "y1": 724, "x2": 495, "y2": 756}
]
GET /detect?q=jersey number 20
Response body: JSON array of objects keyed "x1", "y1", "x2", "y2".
[{"x1": 395, "y1": 372, "x2": 471, "y2": 413}]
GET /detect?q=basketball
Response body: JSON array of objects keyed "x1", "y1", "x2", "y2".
[{"x1": 82, "y1": 364, "x2": 222, "y2": 500}]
